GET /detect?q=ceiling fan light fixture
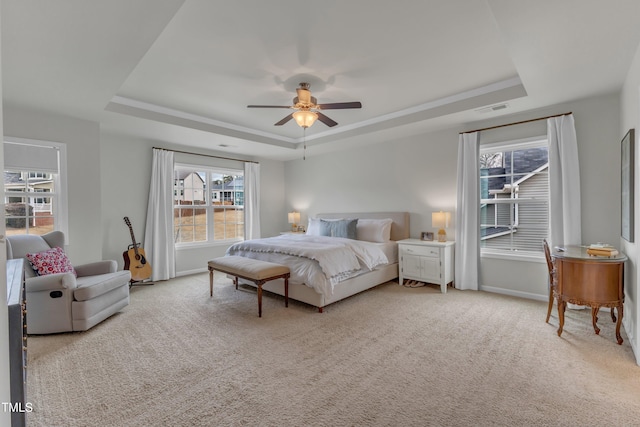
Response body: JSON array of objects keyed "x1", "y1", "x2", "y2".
[{"x1": 293, "y1": 110, "x2": 318, "y2": 128}]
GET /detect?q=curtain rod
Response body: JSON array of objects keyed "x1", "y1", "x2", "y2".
[
  {"x1": 152, "y1": 147, "x2": 259, "y2": 164},
  {"x1": 459, "y1": 112, "x2": 572, "y2": 135}
]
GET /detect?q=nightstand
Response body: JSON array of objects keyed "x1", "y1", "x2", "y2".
[
  {"x1": 397, "y1": 239, "x2": 455, "y2": 293},
  {"x1": 279, "y1": 231, "x2": 306, "y2": 235}
]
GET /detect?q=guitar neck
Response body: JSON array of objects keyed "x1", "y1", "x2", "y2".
[
  {"x1": 124, "y1": 218, "x2": 140, "y2": 255},
  {"x1": 129, "y1": 229, "x2": 139, "y2": 254}
]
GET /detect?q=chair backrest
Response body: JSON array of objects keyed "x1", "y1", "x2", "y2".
[
  {"x1": 542, "y1": 238, "x2": 555, "y2": 282},
  {"x1": 6, "y1": 231, "x2": 66, "y2": 278}
]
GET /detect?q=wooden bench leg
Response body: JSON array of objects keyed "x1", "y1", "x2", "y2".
[
  {"x1": 209, "y1": 268, "x2": 213, "y2": 297},
  {"x1": 256, "y1": 281, "x2": 263, "y2": 318},
  {"x1": 284, "y1": 275, "x2": 289, "y2": 308}
]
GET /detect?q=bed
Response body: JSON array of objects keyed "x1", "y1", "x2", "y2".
[{"x1": 226, "y1": 212, "x2": 409, "y2": 312}]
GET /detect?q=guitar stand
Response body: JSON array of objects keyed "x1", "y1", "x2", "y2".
[{"x1": 129, "y1": 279, "x2": 154, "y2": 288}]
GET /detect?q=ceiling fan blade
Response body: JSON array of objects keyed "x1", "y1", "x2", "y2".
[
  {"x1": 316, "y1": 112, "x2": 338, "y2": 127},
  {"x1": 247, "y1": 105, "x2": 292, "y2": 109},
  {"x1": 317, "y1": 101, "x2": 362, "y2": 110},
  {"x1": 274, "y1": 114, "x2": 294, "y2": 126}
]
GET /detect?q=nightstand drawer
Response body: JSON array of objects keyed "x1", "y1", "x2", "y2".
[{"x1": 400, "y1": 245, "x2": 440, "y2": 258}]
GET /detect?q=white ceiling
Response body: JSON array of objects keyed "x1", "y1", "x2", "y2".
[{"x1": 3, "y1": 0, "x2": 640, "y2": 161}]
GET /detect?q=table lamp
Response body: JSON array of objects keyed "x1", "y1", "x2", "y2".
[
  {"x1": 288, "y1": 211, "x2": 301, "y2": 232},
  {"x1": 432, "y1": 211, "x2": 451, "y2": 242}
]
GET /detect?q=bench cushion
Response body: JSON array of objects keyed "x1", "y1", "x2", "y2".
[{"x1": 208, "y1": 256, "x2": 289, "y2": 280}]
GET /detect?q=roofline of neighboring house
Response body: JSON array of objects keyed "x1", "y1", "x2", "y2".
[{"x1": 489, "y1": 162, "x2": 548, "y2": 195}]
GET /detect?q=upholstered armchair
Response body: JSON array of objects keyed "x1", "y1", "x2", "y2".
[{"x1": 6, "y1": 231, "x2": 131, "y2": 334}]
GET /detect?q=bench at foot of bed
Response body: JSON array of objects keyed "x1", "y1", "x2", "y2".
[{"x1": 208, "y1": 256, "x2": 290, "y2": 317}]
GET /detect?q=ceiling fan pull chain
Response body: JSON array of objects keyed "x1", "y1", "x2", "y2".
[{"x1": 303, "y1": 128, "x2": 307, "y2": 160}]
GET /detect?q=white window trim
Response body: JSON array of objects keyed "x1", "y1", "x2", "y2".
[
  {"x1": 481, "y1": 248, "x2": 546, "y2": 263},
  {"x1": 4, "y1": 137, "x2": 69, "y2": 241},
  {"x1": 479, "y1": 135, "x2": 548, "y2": 259}
]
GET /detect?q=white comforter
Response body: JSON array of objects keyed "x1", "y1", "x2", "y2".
[{"x1": 226, "y1": 234, "x2": 389, "y2": 296}]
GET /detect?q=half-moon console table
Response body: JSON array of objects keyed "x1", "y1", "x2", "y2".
[{"x1": 553, "y1": 245, "x2": 627, "y2": 345}]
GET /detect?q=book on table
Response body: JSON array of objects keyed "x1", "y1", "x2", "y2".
[{"x1": 586, "y1": 244, "x2": 619, "y2": 257}]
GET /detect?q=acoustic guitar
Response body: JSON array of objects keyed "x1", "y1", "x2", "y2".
[{"x1": 123, "y1": 216, "x2": 152, "y2": 282}]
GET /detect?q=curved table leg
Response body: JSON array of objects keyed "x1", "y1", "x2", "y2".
[
  {"x1": 557, "y1": 300, "x2": 565, "y2": 337},
  {"x1": 616, "y1": 304, "x2": 624, "y2": 345},
  {"x1": 591, "y1": 307, "x2": 601, "y2": 335}
]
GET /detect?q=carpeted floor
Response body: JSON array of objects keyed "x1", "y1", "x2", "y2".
[{"x1": 26, "y1": 272, "x2": 640, "y2": 426}]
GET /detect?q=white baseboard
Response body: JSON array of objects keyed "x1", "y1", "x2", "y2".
[
  {"x1": 622, "y1": 315, "x2": 639, "y2": 365},
  {"x1": 480, "y1": 286, "x2": 547, "y2": 302},
  {"x1": 176, "y1": 268, "x2": 208, "y2": 277}
]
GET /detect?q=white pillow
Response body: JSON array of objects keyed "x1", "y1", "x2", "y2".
[
  {"x1": 306, "y1": 218, "x2": 321, "y2": 235},
  {"x1": 356, "y1": 218, "x2": 393, "y2": 242}
]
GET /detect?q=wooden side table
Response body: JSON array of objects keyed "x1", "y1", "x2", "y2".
[{"x1": 553, "y1": 245, "x2": 627, "y2": 344}]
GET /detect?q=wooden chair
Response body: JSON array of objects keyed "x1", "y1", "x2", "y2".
[{"x1": 543, "y1": 239, "x2": 556, "y2": 323}]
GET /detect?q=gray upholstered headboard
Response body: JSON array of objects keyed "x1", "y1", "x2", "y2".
[{"x1": 316, "y1": 212, "x2": 410, "y2": 241}]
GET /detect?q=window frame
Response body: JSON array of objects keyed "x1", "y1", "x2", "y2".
[
  {"x1": 173, "y1": 162, "x2": 244, "y2": 249},
  {"x1": 3, "y1": 137, "x2": 69, "y2": 238},
  {"x1": 479, "y1": 136, "x2": 549, "y2": 259}
]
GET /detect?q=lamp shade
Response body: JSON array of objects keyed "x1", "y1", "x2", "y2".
[
  {"x1": 293, "y1": 110, "x2": 318, "y2": 128},
  {"x1": 431, "y1": 211, "x2": 451, "y2": 229},
  {"x1": 432, "y1": 211, "x2": 451, "y2": 242},
  {"x1": 288, "y1": 211, "x2": 301, "y2": 224}
]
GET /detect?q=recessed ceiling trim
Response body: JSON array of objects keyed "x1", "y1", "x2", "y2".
[
  {"x1": 107, "y1": 95, "x2": 297, "y2": 143},
  {"x1": 304, "y1": 77, "x2": 524, "y2": 143},
  {"x1": 106, "y1": 77, "x2": 525, "y2": 149}
]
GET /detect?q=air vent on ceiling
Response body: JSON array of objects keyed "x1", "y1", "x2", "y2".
[{"x1": 476, "y1": 103, "x2": 509, "y2": 114}]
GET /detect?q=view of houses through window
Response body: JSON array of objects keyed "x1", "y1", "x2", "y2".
[
  {"x1": 480, "y1": 138, "x2": 549, "y2": 255},
  {"x1": 4, "y1": 170, "x2": 57, "y2": 236},
  {"x1": 174, "y1": 165, "x2": 244, "y2": 244}
]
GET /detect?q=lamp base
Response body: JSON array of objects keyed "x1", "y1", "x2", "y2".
[
  {"x1": 437, "y1": 229, "x2": 447, "y2": 242},
  {"x1": 291, "y1": 224, "x2": 298, "y2": 232}
]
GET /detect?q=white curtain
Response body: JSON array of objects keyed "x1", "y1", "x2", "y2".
[
  {"x1": 244, "y1": 162, "x2": 261, "y2": 240},
  {"x1": 144, "y1": 148, "x2": 175, "y2": 281},
  {"x1": 548, "y1": 114, "x2": 581, "y2": 247},
  {"x1": 455, "y1": 132, "x2": 480, "y2": 291}
]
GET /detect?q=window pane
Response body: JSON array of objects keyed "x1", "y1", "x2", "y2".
[
  {"x1": 5, "y1": 169, "x2": 58, "y2": 236},
  {"x1": 214, "y1": 207, "x2": 244, "y2": 240},
  {"x1": 174, "y1": 207, "x2": 207, "y2": 243},
  {"x1": 175, "y1": 169, "x2": 205, "y2": 205},
  {"x1": 174, "y1": 166, "x2": 244, "y2": 244},
  {"x1": 211, "y1": 174, "x2": 244, "y2": 241},
  {"x1": 479, "y1": 144, "x2": 549, "y2": 253}
]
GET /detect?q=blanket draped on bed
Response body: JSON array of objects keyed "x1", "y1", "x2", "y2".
[{"x1": 226, "y1": 234, "x2": 388, "y2": 296}]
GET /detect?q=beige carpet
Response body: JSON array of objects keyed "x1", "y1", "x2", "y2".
[{"x1": 26, "y1": 272, "x2": 640, "y2": 426}]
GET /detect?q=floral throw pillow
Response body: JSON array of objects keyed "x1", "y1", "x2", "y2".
[{"x1": 26, "y1": 246, "x2": 77, "y2": 277}]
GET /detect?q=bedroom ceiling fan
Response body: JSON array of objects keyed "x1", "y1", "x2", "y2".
[{"x1": 247, "y1": 82, "x2": 362, "y2": 128}]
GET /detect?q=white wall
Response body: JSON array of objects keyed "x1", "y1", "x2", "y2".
[
  {"x1": 99, "y1": 133, "x2": 286, "y2": 276},
  {"x1": 284, "y1": 92, "x2": 621, "y2": 301},
  {"x1": 285, "y1": 128, "x2": 459, "y2": 237},
  {"x1": 3, "y1": 106, "x2": 102, "y2": 265},
  {"x1": 620, "y1": 40, "x2": 640, "y2": 364}
]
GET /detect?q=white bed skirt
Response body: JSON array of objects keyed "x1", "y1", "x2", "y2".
[{"x1": 238, "y1": 262, "x2": 399, "y2": 311}]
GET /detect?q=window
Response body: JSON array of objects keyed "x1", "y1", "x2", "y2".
[
  {"x1": 479, "y1": 137, "x2": 549, "y2": 255},
  {"x1": 174, "y1": 164, "x2": 244, "y2": 245},
  {"x1": 4, "y1": 139, "x2": 68, "y2": 236}
]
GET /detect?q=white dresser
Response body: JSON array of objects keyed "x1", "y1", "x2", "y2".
[{"x1": 397, "y1": 239, "x2": 455, "y2": 293}]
